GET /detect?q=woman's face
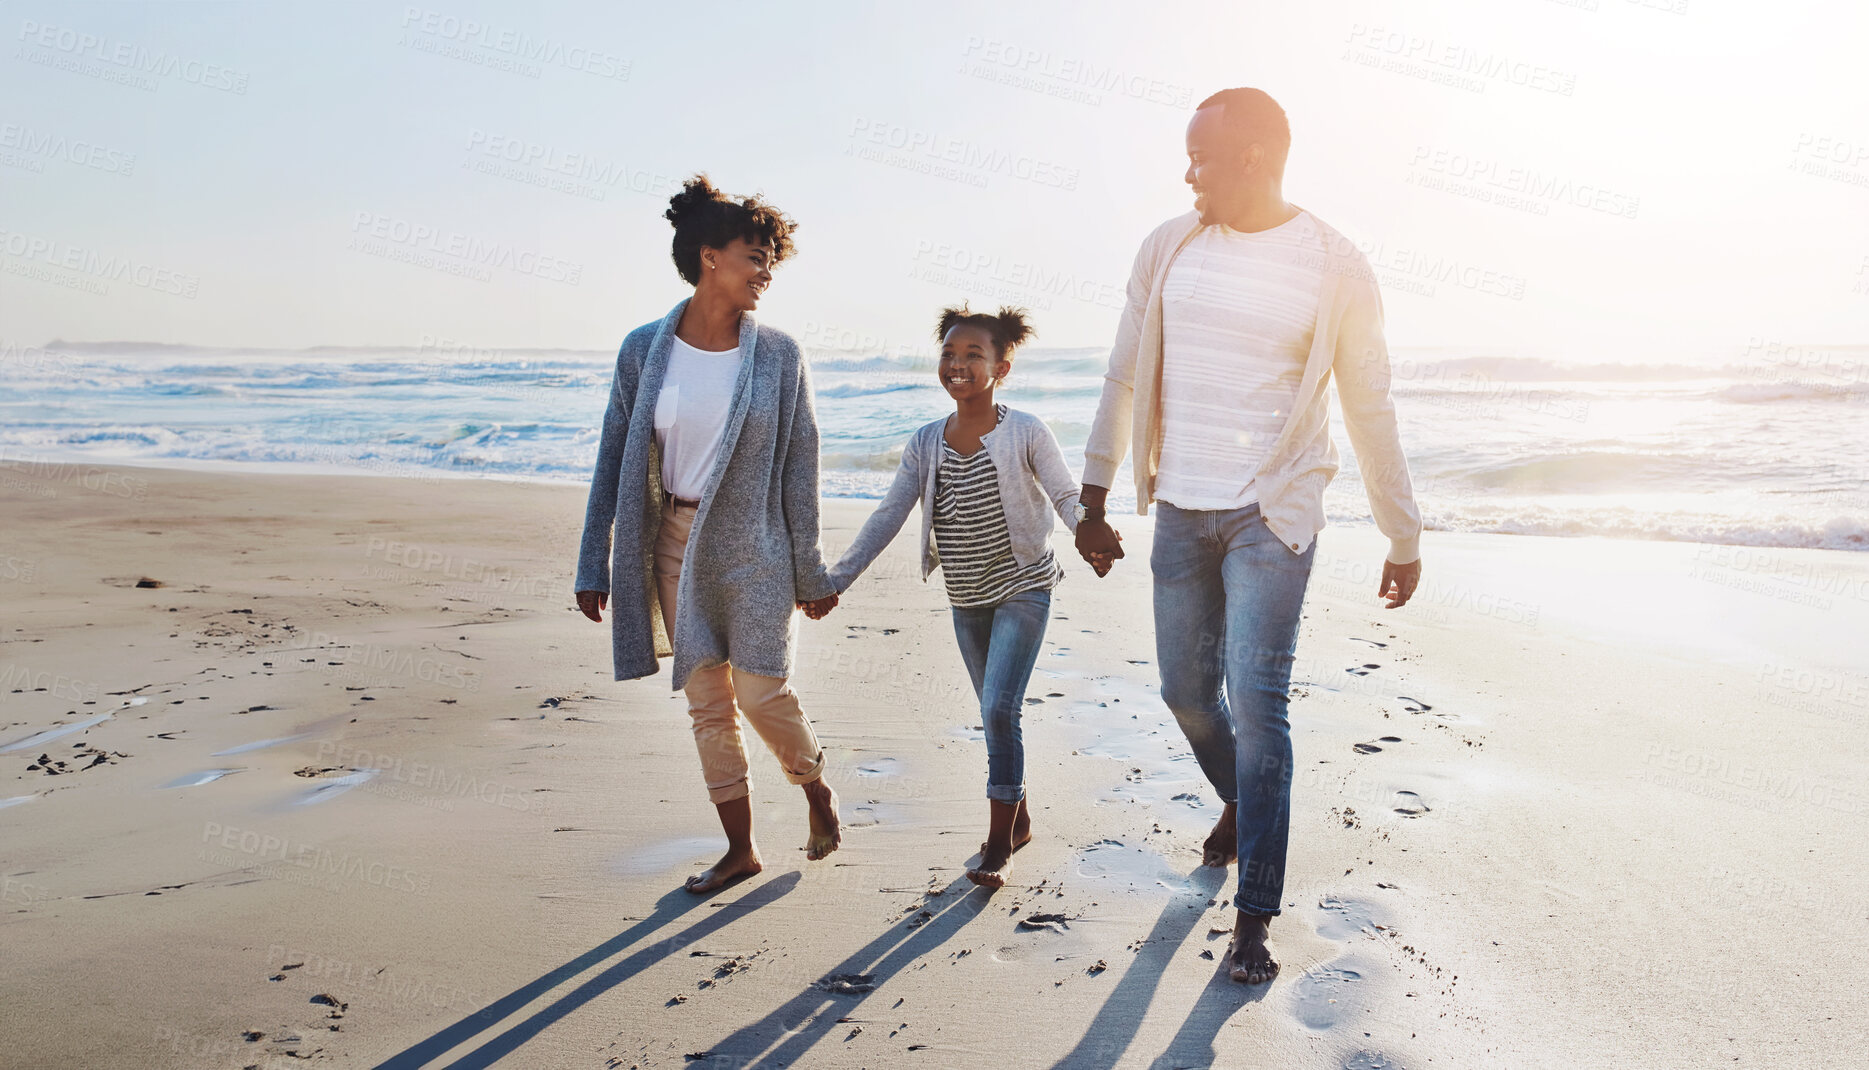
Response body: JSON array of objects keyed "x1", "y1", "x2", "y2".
[
  {"x1": 938, "y1": 324, "x2": 1009, "y2": 403},
  {"x1": 697, "y1": 236, "x2": 775, "y2": 311}
]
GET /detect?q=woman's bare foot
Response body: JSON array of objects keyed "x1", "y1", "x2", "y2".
[
  {"x1": 1203, "y1": 802, "x2": 1238, "y2": 867},
  {"x1": 1226, "y1": 911, "x2": 1278, "y2": 984},
  {"x1": 978, "y1": 797, "x2": 1033, "y2": 855},
  {"x1": 967, "y1": 843, "x2": 1013, "y2": 888},
  {"x1": 969, "y1": 797, "x2": 1030, "y2": 888},
  {"x1": 802, "y1": 778, "x2": 841, "y2": 860},
  {"x1": 685, "y1": 845, "x2": 762, "y2": 895},
  {"x1": 686, "y1": 796, "x2": 761, "y2": 894}
]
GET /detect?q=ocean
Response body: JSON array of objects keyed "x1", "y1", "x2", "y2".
[{"x1": 3, "y1": 340, "x2": 1864, "y2": 552}]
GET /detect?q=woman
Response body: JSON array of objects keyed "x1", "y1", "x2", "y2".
[{"x1": 575, "y1": 175, "x2": 842, "y2": 894}]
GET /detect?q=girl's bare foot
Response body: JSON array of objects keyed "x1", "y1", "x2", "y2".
[
  {"x1": 685, "y1": 845, "x2": 762, "y2": 895},
  {"x1": 802, "y1": 778, "x2": 841, "y2": 860},
  {"x1": 1203, "y1": 802, "x2": 1238, "y2": 867},
  {"x1": 1226, "y1": 911, "x2": 1278, "y2": 984}
]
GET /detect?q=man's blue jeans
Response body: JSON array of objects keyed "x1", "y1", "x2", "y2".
[
  {"x1": 951, "y1": 588, "x2": 1052, "y2": 803},
  {"x1": 1151, "y1": 501, "x2": 1315, "y2": 916}
]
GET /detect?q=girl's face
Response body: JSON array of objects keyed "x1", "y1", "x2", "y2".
[
  {"x1": 938, "y1": 324, "x2": 1009, "y2": 403},
  {"x1": 697, "y1": 236, "x2": 775, "y2": 311}
]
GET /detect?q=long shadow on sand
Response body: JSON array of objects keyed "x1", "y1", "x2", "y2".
[
  {"x1": 694, "y1": 875, "x2": 993, "y2": 1067},
  {"x1": 1146, "y1": 962, "x2": 1274, "y2": 1070},
  {"x1": 373, "y1": 871, "x2": 800, "y2": 1069},
  {"x1": 1049, "y1": 865, "x2": 1269, "y2": 1070}
]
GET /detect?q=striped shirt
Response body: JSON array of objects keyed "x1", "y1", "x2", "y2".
[
  {"x1": 933, "y1": 406, "x2": 1064, "y2": 608},
  {"x1": 1155, "y1": 211, "x2": 1326, "y2": 511}
]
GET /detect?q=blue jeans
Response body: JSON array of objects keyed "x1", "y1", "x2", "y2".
[
  {"x1": 951, "y1": 588, "x2": 1052, "y2": 803},
  {"x1": 1151, "y1": 501, "x2": 1315, "y2": 916}
]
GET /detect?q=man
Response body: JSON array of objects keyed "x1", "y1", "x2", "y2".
[{"x1": 1074, "y1": 87, "x2": 1423, "y2": 985}]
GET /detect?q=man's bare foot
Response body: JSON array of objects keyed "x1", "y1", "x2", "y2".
[
  {"x1": 1226, "y1": 911, "x2": 1278, "y2": 984},
  {"x1": 684, "y1": 845, "x2": 762, "y2": 895},
  {"x1": 1203, "y1": 802, "x2": 1238, "y2": 867},
  {"x1": 802, "y1": 778, "x2": 841, "y2": 860}
]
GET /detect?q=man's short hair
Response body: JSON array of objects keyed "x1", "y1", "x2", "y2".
[{"x1": 1196, "y1": 88, "x2": 1290, "y2": 173}]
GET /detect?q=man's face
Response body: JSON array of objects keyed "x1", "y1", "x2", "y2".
[{"x1": 1184, "y1": 105, "x2": 1252, "y2": 224}]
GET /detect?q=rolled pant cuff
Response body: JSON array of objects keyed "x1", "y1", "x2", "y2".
[
  {"x1": 781, "y1": 749, "x2": 825, "y2": 787},
  {"x1": 707, "y1": 777, "x2": 752, "y2": 805},
  {"x1": 1232, "y1": 894, "x2": 1282, "y2": 917},
  {"x1": 986, "y1": 784, "x2": 1025, "y2": 803}
]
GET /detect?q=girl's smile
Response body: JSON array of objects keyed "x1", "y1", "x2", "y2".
[{"x1": 938, "y1": 323, "x2": 1008, "y2": 401}]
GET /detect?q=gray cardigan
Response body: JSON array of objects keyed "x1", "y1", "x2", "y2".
[
  {"x1": 828, "y1": 406, "x2": 1081, "y2": 594},
  {"x1": 576, "y1": 300, "x2": 836, "y2": 690}
]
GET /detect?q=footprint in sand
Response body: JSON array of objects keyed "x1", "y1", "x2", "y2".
[
  {"x1": 1348, "y1": 637, "x2": 1388, "y2": 648},
  {"x1": 1352, "y1": 742, "x2": 1382, "y2": 754},
  {"x1": 1292, "y1": 963, "x2": 1363, "y2": 1029},
  {"x1": 814, "y1": 973, "x2": 876, "y2": 994},
  {"x1": 162, "y1": 769, "x2": 243, "y2": 788},
  {"x1": 1398, "y1": 695, "x2": 1432, "y2": 713},
  {"x1": 1, "y1": 712, "x2": 115, "y2": 753},
  {"x1": 1345, "y1": 664, "x2": 1381, "y2": 676},
  {"x1": 1314, "y1": 895, "x2": 1381, "y2": 940},
  {"x1": 293, "y1": 770, "x2": 377, "y2": 806},
  {"x1": 1392, "y1": 791, "x2": 1430, "y2": 817},
  {"x1": 1342, "y1": 1051, "x2": 1403, "y2": 1069},
  {"x1": 212, "y1": 734, "x2": 307, "y2": 756}
]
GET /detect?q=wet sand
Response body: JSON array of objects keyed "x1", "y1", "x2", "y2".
[{"x1": 2, "y1": 462, "x2": 1865, "y2": 1068}]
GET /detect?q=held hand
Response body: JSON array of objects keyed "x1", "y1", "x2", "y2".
[
  {"x1": 576, "y1": 590, "x2": 607, "y2": 623},
  {"x1": 1075, "y1": 519, "x2": 1125, "y2": 577},
  {"x1": 797, "y1": 593, "x2": 839, "y2": 620},
  {"x1": 1377, "y1": 559, "x2": 1421, "y2": 609},
  {"x1": 1087, "y1": 529, "x2": 1122, "y2": 577}
]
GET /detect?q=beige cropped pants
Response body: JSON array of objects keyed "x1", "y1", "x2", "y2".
[{"x1": 654, "y1": 498, "x2": 825, "y2": 804}]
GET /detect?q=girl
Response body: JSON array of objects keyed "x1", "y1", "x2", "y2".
[
  {"x1": 827, "y1": 305, "x2": 1080, "y2": 888},
  {"x1": 576, "y1": 175, "x2": 842, "y2": 895}
]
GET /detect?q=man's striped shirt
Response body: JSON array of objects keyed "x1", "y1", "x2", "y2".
[{"x1": 1155, "y1": 211, "x2": 1326, "y2": 511}]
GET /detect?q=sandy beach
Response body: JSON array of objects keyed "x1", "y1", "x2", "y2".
[{"x1": 3, "y1": 461, "x2": 1865, "y2": 1069}]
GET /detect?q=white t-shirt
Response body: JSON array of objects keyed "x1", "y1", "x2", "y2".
[
  {"x1": 1155, "y1": 211, "x2": 1326, "y2": 511},
  {"x1": 655, "y1": 337, "x2": 742, "y2": 500}
]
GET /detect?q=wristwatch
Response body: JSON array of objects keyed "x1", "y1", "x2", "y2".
[{"x1": 1073, "y1": 502, "x2": 1104, "y2": 524}]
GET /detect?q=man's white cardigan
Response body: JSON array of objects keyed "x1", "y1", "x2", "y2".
[{"x1": 1083, "y1": 210, "x2": 1423, "y2": 565}]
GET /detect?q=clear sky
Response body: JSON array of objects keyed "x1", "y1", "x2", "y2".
[{"x1": 2, "y1": 0, "x2": 1865, "y2": 361}]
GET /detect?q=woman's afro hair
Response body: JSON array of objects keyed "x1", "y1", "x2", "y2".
[
  {"x1": 934, "y1": 304, "x2": 1035, "y2": 357},
  {"x1": 664, "y1": 174, "x2": 797, "y2": 285}
]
